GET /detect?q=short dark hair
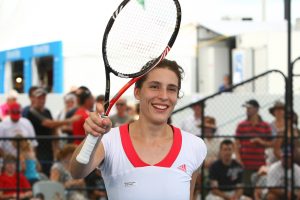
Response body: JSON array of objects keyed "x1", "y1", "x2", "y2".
[
  {"x1": 28, "y1": 86, "x2": 39, "y2": 97},
  {"x1": 220, "y1": 139, "x2": 233, "y2": 149},
  {"x1": 3, "y1": 154, "x2": 17, "y2": 165},
  {"x1": 75, "y1": 86, "x2": 92, "y2": 105},
  {"x1": 135, "y1": 59, "x2": 184, "y2": 97}
]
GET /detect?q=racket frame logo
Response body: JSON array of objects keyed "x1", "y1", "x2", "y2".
[{"x1": 113, "y1": 5, "x2": 124, "y2": 20}]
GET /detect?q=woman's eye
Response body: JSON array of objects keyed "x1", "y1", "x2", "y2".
[{"x1": 150, "y1": 85, "x2": 159, "y2": 89}]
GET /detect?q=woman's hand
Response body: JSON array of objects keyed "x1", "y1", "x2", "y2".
[{"x1": 84, "y1": 103, "x2": 112, "y2": 137}]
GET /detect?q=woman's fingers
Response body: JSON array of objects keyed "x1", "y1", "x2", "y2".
[{"x1": 83, "y1": 103, "x2": 112, "y2": 137}]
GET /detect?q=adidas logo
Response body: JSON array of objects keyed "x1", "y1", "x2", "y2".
[{"x1": 177, "y1": 164, "x2": 187, "y2": 172}]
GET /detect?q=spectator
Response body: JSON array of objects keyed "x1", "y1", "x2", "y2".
[
  {"x1": 273, "y1": 111, "x2": 300, "y2": 164},
  {"x1": 127, "y1": 102, "x2": 139, "y2": 122},
  {"x1": 72, "y1": 87, "x2": 95, "y2": 145},
  {"x1": 206, "y1": 140, "x2": 251, "y2": 200},
  {"x1": 25, "y1": 87, "x2": 75, "y2": 176},
  {"x1": 269, "y1": 101, "x2": 285, "y2": 136},
  {"x1": 65, "y1": 86, "x2": 90, "y2": 120},
  {"x1": 202, "y1": 116, "x2": 221, "y2": 168},
  {"x1": 218, "y1": 74, "x2": 231, "y2": 92},
  {"x1": 57, "y1": 92, "x2": 77, "y2": 146},
  {"x1": 266, "y1": 148, "x2": 300, "y2": 200},
  {"x1": 266, "y1": 101, "x2": 285, "y2": 164},
  {"x1": 109, "y1": 98, "x2": 131, "y2": 127},
  {"x1": 0, "y1": 102, "x2": 38, "y2": 156},
  {"x1": 11, "y1": 135, "x2": 40, "y2": 185},
  {"x1": 50, "y1": 144, "x2": 86, "y2": 200},
  {"x1": 0, "y1": 89, "x2": 18, "y2": 120},
  {"x1": 181, "y1": 95, "x2": 204, "y2": 136},
  {"x1": 84, "y1": 169, "x2": 107, "y2": 200},
  {"x1": 0, "y1": 154, "x2": 32, "y2": 200},
  {"x1": 234, "y1": 99, "x2": 272, "y2": 197},
  {"x1": 22, "y1": 86, "x2": 39, "y2": 118}
]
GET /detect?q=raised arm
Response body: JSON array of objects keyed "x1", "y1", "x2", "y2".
[{"x1": 70, "y1": 103, "x2": 111, "y2": 179}]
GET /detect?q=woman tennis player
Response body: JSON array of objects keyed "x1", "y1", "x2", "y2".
[{"x1": 70, "y1": 59, "x2": 207, "y2": 200}]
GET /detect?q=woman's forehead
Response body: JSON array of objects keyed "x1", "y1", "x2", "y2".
[{"x1": 146, "y1": 68, "x2": 178, "y2": 83}]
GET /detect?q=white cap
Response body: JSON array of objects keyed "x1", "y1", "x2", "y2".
[{"x1": 7, "y1": 90, "x2": 18, "y2": 99}]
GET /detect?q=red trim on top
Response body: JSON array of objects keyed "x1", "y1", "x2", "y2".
[{"x1": 119, "y1": 124, "x2": 182, "y2": 168}]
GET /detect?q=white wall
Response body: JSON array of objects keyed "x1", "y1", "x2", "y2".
[{"x1": 236, "y1": 30, "x2": 300, "y2": 94}]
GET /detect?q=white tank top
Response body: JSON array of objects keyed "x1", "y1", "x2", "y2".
[{"x1": 100, "y1": 124, "x2": 207, "y2": 200}]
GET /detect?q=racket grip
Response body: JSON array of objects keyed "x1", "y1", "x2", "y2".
[{"x1": 76, "y1": 134, "x2": 99, "y2": 164}]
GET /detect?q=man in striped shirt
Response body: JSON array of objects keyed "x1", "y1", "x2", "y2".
[{"x1": 234, "y1": 99, "x2": 272, "y2": 197}]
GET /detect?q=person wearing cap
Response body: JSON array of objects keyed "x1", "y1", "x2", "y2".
[
  {"x1": 0, "y1": 89, "x2": 19, "y2": 121},
  {"x1": 0, "y1": 102, "x2": 38, "y2": 156},
  {"x1": 265, "y1": 101, "x2": 285, "y2": 165},
  {"x1": 110, "y1": 98, "x2": 131, "y2": 128},
  {"x1": 0, "y1": 154, "x2": 33, "y2": 200},
  {"x1": 266, "y1": 148, "x2": 300, "y2": 200},
  {"x1": 181, "y1": 94, "x2": 204, "y2": 137},
  {"x1": 72, "y1": 87, "x2": 95, "y2": 144},
  {"x1": 25, "y1": 87, "x2": 78, "y2": 176},
  {"x1": 269, "y1": 101, "x2": 285, "y2": 137},
  {"x1": 234, "y1": 99, "x2": 272, "y2": 197},
  {"x1": 21, "y1": 86, "x2": 39, "y2": 118}
]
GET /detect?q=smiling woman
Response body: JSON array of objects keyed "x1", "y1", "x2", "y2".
[{"x1": 70, "y1": 59, "x2": 207, "y2": 200}]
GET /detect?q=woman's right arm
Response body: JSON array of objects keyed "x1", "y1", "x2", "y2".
[{"x1": 70, "y1": 103, "x2": 112, "y2": 179}]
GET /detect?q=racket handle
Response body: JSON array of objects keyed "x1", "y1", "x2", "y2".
[{"x1": 76, "y1": 134, "x2": 99, "y2": 164}]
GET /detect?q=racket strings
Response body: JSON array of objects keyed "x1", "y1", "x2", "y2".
[{"x1": 106, "y1": 0, "x2": 178, "y2": 76}]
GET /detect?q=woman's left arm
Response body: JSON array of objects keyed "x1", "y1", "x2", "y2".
[{"x1": 190, "y1": 168, "x2": 200, "y2": 200}]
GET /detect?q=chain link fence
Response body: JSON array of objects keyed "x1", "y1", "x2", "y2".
[
  {"x1": 171, "y1": 70, "x2": 300, "y2": 199},
  {"x1": 0, "y1": 70, "x2": 299, "y2": 199}
]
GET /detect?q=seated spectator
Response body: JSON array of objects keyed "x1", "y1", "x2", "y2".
[
  {"x1": 84, "y1": 169, "x2": 107, "y2": 200},
  {"x1": 11, "y1": 135, "x2": 40, "y2": 185},
  {"x1": 266, "y1": 101, "x2": 285, "y2": 164},
  {"x1": 273, "y1": 111, "x2": 300, "y2": 164},
  {"x1": 201, "y1": 116, "x2": 221, "y2": 168},
  {"x1": 206, "y1": 140, "x2": 252, "y2": 200},
  {"x1": 266, "y1": 148, "x2": 300, "y2": 200},
  {"x1": 0, "y1": 154, "x2": 32, "y2": 200},
  {"x1": 50, "y1": 144, "x2": 86, "y2": 199},
  {"x1": 0, "y1": 102, "x2": 38, "y2": 156}
]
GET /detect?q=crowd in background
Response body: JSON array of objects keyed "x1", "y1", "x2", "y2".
[
  {"x1": 0, "y1": 86, "x2": 139, "y2": 200},
  {"x1": 182, "y1": 98, "x2": 300, "y2": 200},
  {"x1": 0, "y1": 86, "x2": 299, "y2": 200}
]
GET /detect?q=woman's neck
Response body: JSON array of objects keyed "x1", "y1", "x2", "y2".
[{"x1": 130, "y1": 119, "x2": 171, "y2": 141}]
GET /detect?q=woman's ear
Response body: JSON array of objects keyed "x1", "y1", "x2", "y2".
[{"x1": 134, "y1": 87, "x2": 141, "y2": 101}]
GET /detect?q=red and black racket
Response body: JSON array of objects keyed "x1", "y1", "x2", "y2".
[{"x1": 77, "y1": 0, "x2": 181, "y2": 164}]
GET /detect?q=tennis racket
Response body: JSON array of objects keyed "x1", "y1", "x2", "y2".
[{"x1": 76, "y1": 0, "x2": 181, "y2": 164}]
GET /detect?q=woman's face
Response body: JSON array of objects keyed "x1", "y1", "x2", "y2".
[
  {"x1": 274, "y1": 108, "x2": 284, "y2": 118},
  {"x1": 134, "y1": 67, "x2": 179, "y2": 125}
]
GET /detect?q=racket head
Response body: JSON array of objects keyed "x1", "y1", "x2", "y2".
[{"x1": 102, "y1": 0, "x2": 181, "y2": 78}]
